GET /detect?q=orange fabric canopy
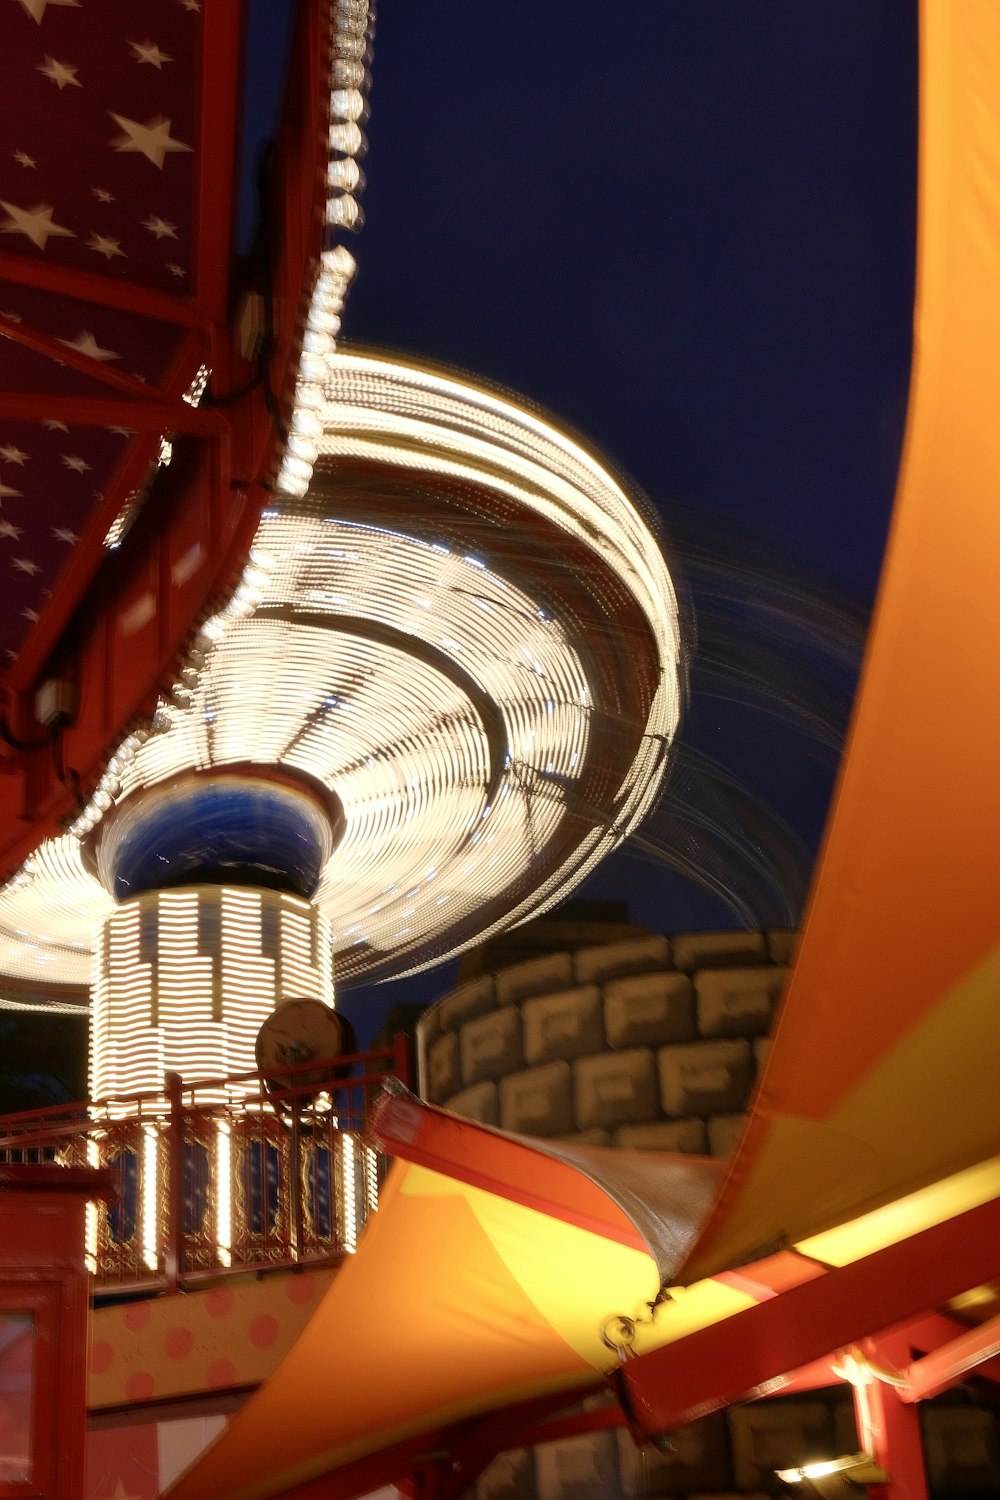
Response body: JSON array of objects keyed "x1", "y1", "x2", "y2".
[
  {"x1": 681, "y1": 0, "x2": 1000, "y2": 1282},
  {"x1": 163, "y1": 1097, "x2": 720, "y2": 1500}
]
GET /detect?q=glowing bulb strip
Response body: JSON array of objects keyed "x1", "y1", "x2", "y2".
[
  {"x1": 142, "y1": 1125, "x2": 158, "y2": 1271},
  {"x1": 273, "y1": 247, "x2": 356, "y2": 501},
  {"x1": 0, "y1": 354, "x2": 681, "y2": 992},
  {"x1": 85, "y1": 1135, "x2": 99, "y2": 1274},
  {"x1": 340, "y1": 1131, "x2": 357, "y2": 1253},
  {"x1": 91, "y1": 888, "x2": 334, "y2": 1102},
  {"x1": 216, "y1": 1121, "x2": 233, "y2": 1268},
  {"x1": 100, "y1": 0, "x2": 370, "y2": 549},
  {"x1": 364, "y1": 1144, "x2": 379, "y2": 1216}
]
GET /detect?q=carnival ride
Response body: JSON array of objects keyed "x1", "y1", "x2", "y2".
[{"x1": 2, "y1": 2, "x2": 1000, "y2": 1499}]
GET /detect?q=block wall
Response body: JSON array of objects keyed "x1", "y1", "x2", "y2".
[{"x1": 418, "y1": 930, "x2": 790, "y2": 1155}]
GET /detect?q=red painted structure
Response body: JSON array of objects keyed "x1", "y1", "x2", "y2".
[
  {"x1": 0, "y1": 1165, "x2": 111, "y2": 1500},
  {"x1": 0, "y1": 0, "x2": 336, "y2": 891}
]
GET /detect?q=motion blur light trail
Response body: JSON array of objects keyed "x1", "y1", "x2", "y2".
[{"x1": 0, "y1": 353, "x2": 682, "y2": 1005}]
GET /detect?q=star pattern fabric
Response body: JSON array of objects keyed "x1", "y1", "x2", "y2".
[
  {"x1": 1, "y1": 0, "x2": 196, "y2": 286},
  {"x1": 0, "y1": 0, "x2": 208, "y2": 659}
]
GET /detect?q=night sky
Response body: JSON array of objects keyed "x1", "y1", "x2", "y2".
[
  {"x1": 327, "y1": 2, "x2": 918, "y2": 1037},
  {"x1": 346, "y1": 1, "x2": 914, "y2": 590}
]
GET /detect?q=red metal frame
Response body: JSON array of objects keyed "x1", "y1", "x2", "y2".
[
  {"x1": 0, "y1": 251, "x2": 201, "y2": 325},
  {"x1": 0, "y1": 393, "x2": 225, "y2": 434},
  {"x1": 898, "y1": 1313, "x2": 1000, "y2": 1402},
  {"x1": 0, "y1": 1165, "x2": 112, "y2": 1500},
  {"x1": 852, "y1": 1335, "x2": 929, "y2": 1500},
  {"x1": 0, "y1": 316, "x2": 198, "y2": 403},
  {"x1": 278, "y1": 1253, "x2": 1000, "y2": 1500},
  {"x1": 193, "y1": 0, "x2": 245, "y2": 324},
  {"x1": 0, "y1": 0, "x2": 337, "y2": 881},
  {"x1": 617, "y1": 1194, "x2": 1000, "y2": 1439}
]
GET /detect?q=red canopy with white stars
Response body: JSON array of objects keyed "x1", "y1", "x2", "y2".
[
  {"x1": 0, "y1": 0, "x2": 218, "y2": 662},
  {"x1": 0, "y1": 0, "x2": 337, "y2": 877}
]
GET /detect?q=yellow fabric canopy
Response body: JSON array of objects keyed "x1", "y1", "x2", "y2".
[{"x1": 164, "y1": 1148, "x2": 661, "y2": 1500}]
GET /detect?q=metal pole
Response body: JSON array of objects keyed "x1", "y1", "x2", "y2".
[
  {"x1": 392, "y1": 1031, "x2": 410, "y2": 1090},
  {"x1": 289, "y1": 1101, "x2": 303, "y2": 1261},
  {"x1": 854, "y1": 1336, "x2": 930, "y2": 1500}
]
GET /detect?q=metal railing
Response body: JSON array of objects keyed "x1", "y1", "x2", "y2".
[{"x1": 0, "y1": 1036, "x2": 408, "y2": 1294}]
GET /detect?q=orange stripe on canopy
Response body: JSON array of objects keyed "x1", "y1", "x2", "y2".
[
  {"x1": 163, "y1": 1119, "x2": 665, "y2": 1500},
  {"x1": 681, "y1": 0, "x2": 1000, "y2": 1283}
]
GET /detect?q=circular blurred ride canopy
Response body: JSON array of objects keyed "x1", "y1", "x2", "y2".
[{"x1": 0, "y1": 354, "x2": 682, "y2": 1001}]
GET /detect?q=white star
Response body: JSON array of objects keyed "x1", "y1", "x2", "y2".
[
  {"x1": 108, "y1": 114, "x2": 191, "y2": 170},
  {"x1": 0, "y1": 482, "x2": 22, "y2": 500},
  {"x1": 0, "y1": 445, "x2": 28, "y2": 465},
  {"x1": 0, "y1": 521, "x2": 23, "y2": 540},
  {"x1": 12, "y1": 558, "x2": 40, "y2": 576},
  {"x1": 0, "y1": 201, "x2": 74, "y2": 251},
  {"x1": 166, "y1": 262, "x2": 186, "y2": 278},
  {"x1": 87, "y1": 232, "x2": 124, "y2": 260},
  {"x1": 142, "y1": 214, "x2": 176, "y2": 239},
  {"x1": 92, "y1": 187, "x2": 113, "y2": 204},
  {"x1": 21, "y1": 608, "x2": 39, "y2": 623},
  {"x1": 52, "y1": 526, "x2": 77, "y2": 543},
  {"x1": 13, "y1": 0, "x2": 80, "y2": 22},
  {"x1": 180, "y1": 0, "x2": 200, "y2": 11},
  {"x1": 12, "y1": 150, "x2": 35, "y2": 169},
  {"x1": 37, "y1": 56, "x2": 81, "y2": 89},
  {"x1": 60, "y1": 454, "x2": 90, "y2": 473},
  {"x1": 43, "y1": 419, "x2": 68, "y2": 432},
  {"x1": 129, "y1": 40, "x2": 173, "y2": 68},
  {"x1": 58, "y1": 330, "x2": 119, "y2": 363}
]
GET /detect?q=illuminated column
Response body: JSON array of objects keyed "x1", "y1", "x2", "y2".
[
  {"x1": 88, "y1": 769, "x2": 340, "y2": 1101},
  {"x1": 91, "y1": 886, "x2": 334, "y2": 1102}
]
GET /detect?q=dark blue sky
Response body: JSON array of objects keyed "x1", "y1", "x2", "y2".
[
  {"x1": 246, "y1": 2, "x2": 918, "y2": 1033},
  {"x1": 345, "y1": 1, "x2": 916, "y2": 598}
]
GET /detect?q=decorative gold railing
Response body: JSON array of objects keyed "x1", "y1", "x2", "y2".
[{"x1": 0, "y1": 1038, "x2": 408, "y2": 1293}]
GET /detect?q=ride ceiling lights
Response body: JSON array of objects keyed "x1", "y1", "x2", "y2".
[{"x1": 0, "y1": 351, "x2": 682, "y2": 1002}]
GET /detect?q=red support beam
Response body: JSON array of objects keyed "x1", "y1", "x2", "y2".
[
  {"x1": 0, "y1": 392, "x2": 226, "y2": 434},
  {"x1": 193, "y1": 0, "x2": 244, "y2": 323},
  {"x1": 754, "y1": 1357, "x2": 845, "y2": 1399},
  {"x1": 0, "y1": 250, "x2": 200, "y2": 326},
  {"x1": 617, "y1": 1192, "x2": 1000, "y2": 1439},
  {"x1": 517, "y1": 1401, "x2": 626, "y2": 1448},
  {"x1": 899, "y1": 1312, "x2": 1000, "y2": 1403},
  {"x1": 854, "y1": 1336, "x2": 929, "y2": 1500},
  {"x1": 0, "y1": 315, "x2": 202, "y2": 405},
  {"x1": 891, "y1": 1311, "x2": 1000, "y2": 1372}
]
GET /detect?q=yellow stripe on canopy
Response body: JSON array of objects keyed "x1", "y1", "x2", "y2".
[
  {"x1": 164, "y1": 1158, "x2": 658, "y2": 1500},
  {"x1": 681, "y1": 0, "x2": 1000, "y2": 1283}
]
